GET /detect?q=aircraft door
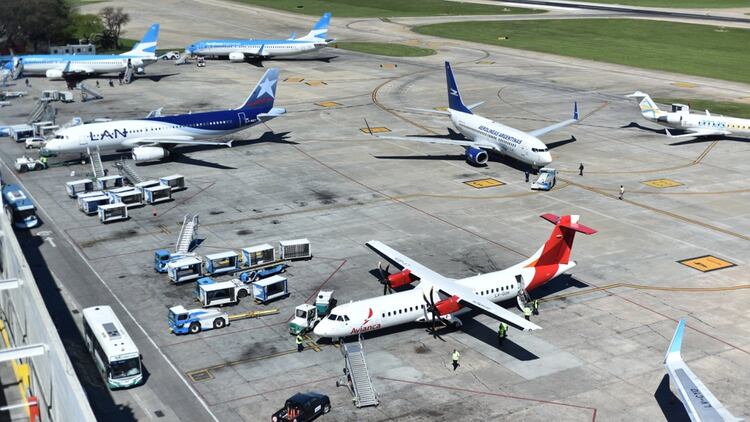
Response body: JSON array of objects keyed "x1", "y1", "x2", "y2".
[{"x1": 237, "y1": 112, "x2": 248, "y2": 127}]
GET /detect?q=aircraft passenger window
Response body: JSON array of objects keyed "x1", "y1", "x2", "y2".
[
  {"x1": 344, "y1": 316, "x2": 350, "y2": 321},
  {"x1": 382, "y1": 313, "x2": 385, "y2": 318},
  {"x1": 398, "y1": 309, "x2": 402, "y2": 314}
]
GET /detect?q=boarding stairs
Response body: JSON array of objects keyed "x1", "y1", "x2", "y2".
[
  {"x1": 115, "y1": 159, "x2": 143, "y2": 184},
  {"x1": 122, "y1": 63, "x2": 135, "y2": 84},
  {"x1": 87, "y1": 146, "x2": 106, "y2": 179},
  {"x1": 78, "y1": 83, "x2": 103, "y2": 102},
  {"x1": 338, "y1": 337, "x2": 379, "y2": 408},
  {"x1": 175, "y1": 214, "x2": 199, "y2": 255},
  {"x1": 516, "y1": 275, "x2": 531, "y2": 312},
  {"x1": 27, "y1": 98, "x2": 55, "y2": 124}
]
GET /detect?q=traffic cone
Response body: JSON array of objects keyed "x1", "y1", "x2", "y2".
[{"x1": 152, "y1": 208, "x2": 157, "y2": 216}]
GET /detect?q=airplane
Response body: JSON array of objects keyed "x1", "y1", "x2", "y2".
[
  {"x1": 627, "y1": 91, "x2": 750, "y2": 139},
  {"x1": 184, "y1": 13, "x2": 333, "y2": 63},
  {"x1": 41, "y1": 68, "x2": 285, "y2": 161},
  {"x1": 374, "y1": 61, "x2": 579, "y2": 168},
  {"x1": 4, "y1": 24, "x2": 160, "y2": 80},
  {"x1": 314, "y1": 213, "x2": 596, "y2": 339},
  {"x1": 664, "y1": 319, "x2": 742, "y2": 422}
]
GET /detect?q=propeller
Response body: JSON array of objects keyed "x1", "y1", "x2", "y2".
[
  {"x1": 377, "y1": 261, "x2": 392, "y2": 295},
  {"x1": 422, "y1": 287, "x2": 447, "y2": 339}
]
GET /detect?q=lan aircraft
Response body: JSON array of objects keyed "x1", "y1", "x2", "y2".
[
  {"x1": 314, "y1": 214, "x2": 596, "y2": 339},
  {"x1": 377, "y1": 62, "x2": 579, "y2": 168},
  {"x1": 185, "y1": 13, "x2": 333, "y2": 62},
  {"x1": 5, "y1": 24, "x2": 160, "y2": 80},
  {"x1": 42, "y1": 68, "x2": 285, "y2": 161},
  {"x1": 628, "y1": 91, "x2": 750, "y2": 139}
]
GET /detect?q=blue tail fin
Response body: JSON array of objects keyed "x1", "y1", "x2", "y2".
[
  {"x1": 236, "y1": 68, "x2": 279, "y2": 111},
  {"x1": 299, "y1": 13, "x2": 331, "y2": 41},
  {"x1": 123, "y1": 24, "x2": 160, "y2": 56},
  {"x1": 445, "y1": 62, "x2": 471, "y2": 114}
]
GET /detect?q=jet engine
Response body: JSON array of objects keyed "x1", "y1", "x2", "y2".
[
  {"x1": 132, "y1": 146, "x2": 167, "y2": 161},
  {"x1": 228, "y1": 52, "x2": 245, "y2": 62},
  {"x1": 378, "y1": 263, "x2": 415, "y2": 295},
  {"x1": 433, "y1": 295, "x2": 461, "y2": 316},
  {"x1": 465, "y1": 146, "x2": 488, "y2": 165},
  {"x1": 45, "y1": 69, "x2": 63, "y2": 80}
]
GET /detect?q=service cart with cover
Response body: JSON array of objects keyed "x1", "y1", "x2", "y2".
[
  {"x1": 279, "y1": 238, "x2": 311, "y2": 260},
  {"x1": 193, "y1": 277, "x2": 216, "y2": 300},
  {"x1": 242, "y1": 244, "x2": 275, "y2": 266},
  {"x1": 168, "y1": 305, "x2": 228, "y2": 335},
  {"x1": 66, "y1": 179, "x2": 94, "y2": 197},
  {"x1": 205, "y1": 251, "x2": 241, "y2": 275},
  {"x1": 252, "y1": 275, "x2": 289, "y2": 304},
  {"x1": 197, "y1": 279, "x2": 251, "y2": 307},
  {"x1": 98, "y1": 203, "x2": 128, "y2": 223},
  {"x1": 134, "y1": 180, "x2": 160, "y2": 194},
  {"x1": 167, "y1": 256, "x2": 203, "y2": 283},
  {"x1": 96, "y1": 175, "x2": 124, "y2": 191},
  {"x1": 159, "y1": 174, "x2": 185, "y2": 191},
  {"x1": 143, "y1": 185, "x2": 171, "y2": 204},
  {"x1": 110, "y1": 189, "x2": 142, "y2": 208},
  {"x1": 80, "y1": 195, "x2": 110, "y2": 215}
]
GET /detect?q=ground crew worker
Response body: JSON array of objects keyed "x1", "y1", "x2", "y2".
[
  {"x1": 579, "y1": 162, "x2": 584, "y2": 176},
  {"x1": 533, "y1": 299, "x2": 539, "y2": 315},
  {"x1": 40, "y1": 156, "x2": 48, "y2": 169},
  {"x1": 524, "y1": 171, "x2": 530, "y2": 183},
  {"x1": 451, "y1": 349, "x2": 460, "y2": 371},
  {"x1": 498, "y1": 322, "x2": 508, "y2": 345},
  {"x1": 295, "y1": 334, "x2": 304, "y2": 352},
  {"x1": 618, "y1": 185, "x2": 625, "y2": 200},
  {"x1": 524, "y1": 306, "x2": 532, "y2": 321}
]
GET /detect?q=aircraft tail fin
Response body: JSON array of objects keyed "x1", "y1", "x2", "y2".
[
  {"x1": 524, "y1": 214, "x2": 596, "y2": 270},
  {"x1": 236, "y1": 68, "x2": 279, "y2": 112},
  {"x1": 445, "y1": 61, "x2": 472, "y2": 114},
  {"x1": 297, "y1": 13, "x2": 332, "y2": 42},
  {"x1": 627, "y1": 91, "x2": 662, "y2": 118},
  {"x1": 122, "y1": 23, "x2": 160, "y2": 56}
]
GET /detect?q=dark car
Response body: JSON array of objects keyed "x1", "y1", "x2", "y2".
[{"x1": 272, "y1": 392, "x2": 331, "y2": 422}]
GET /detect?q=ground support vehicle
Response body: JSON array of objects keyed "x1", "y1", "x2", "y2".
[
  {"x1": 288, "y1": 291, "x2": 335, "y2": 335},
  {"x1": 272, "y1": 392, "x2": 331, "y2": 422},
  {"x1": 168, "y1": 305, "x2": 229, "y2": 334},
  {"x1": 531, "y1": 167, "x2": 557, "y2": 191}
]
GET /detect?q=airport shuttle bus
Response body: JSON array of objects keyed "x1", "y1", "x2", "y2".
[
  {"x1": 82, "y1": 306, "x2": 143, "y2": 389},
  {"x1": 2, "y1": 184, "x2": 38, "y2": 228}
]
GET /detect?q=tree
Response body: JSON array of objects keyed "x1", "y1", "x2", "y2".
[
  {"x1": 1, "y1": 0, "x2": 70, "y2": 52},
  {"x1": 99, "y1": 6, "x2": 129, "y2": 49},
  {"x1": 65, "y1": 13, "x2": 105, "y2": 44}
]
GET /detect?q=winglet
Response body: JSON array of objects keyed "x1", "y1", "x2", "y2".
[
  {"x1": 665, "y1": 319, "x2": 685, "y2": 364},
  {"x1": 573, "y1": 101, "x2": 579, "y2": 121}
]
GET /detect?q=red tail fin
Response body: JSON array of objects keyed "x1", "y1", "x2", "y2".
[{"x1": 535, "y1": 214, "x2": 596, "y2": 266}]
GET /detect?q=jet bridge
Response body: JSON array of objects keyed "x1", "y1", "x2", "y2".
[{"x1": 337, "y1": 336, "x2": 379, "y2": 408}]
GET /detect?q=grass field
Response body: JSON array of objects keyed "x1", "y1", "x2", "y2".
[
  {"x1": 583, "y1": 0, "x2": 750, "y2": 7},
  {"x1": 335, "y1": 41, "x2": 435, "y2": 57},
  {"x1": 231, "y1": 0, "x2": 543, "y2": 17},
  {"x1": 414, "y1": 19, "x2": 750, "y2": 84},
  {"x1": 655, "y1": 98, "x2": 750, "y2": 118}
]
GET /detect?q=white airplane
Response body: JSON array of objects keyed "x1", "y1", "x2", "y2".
[
  {"x1": 185, "y1": 13, "x2": 333, "y2": 62},
  {"x1": 314, "y1": 214, "x2": 596, "y2": 339},
  {"x1": 628, "y1": 91, "x2": 750, "y2": 139},
  {"x1": 664, "y1": 319, "x2": 742, "y2": 422},
  {"x1": 376, "y1": 61, "x2": 579, "y2": 168},
  {"x1": 6, "y1": 24, "x2": 160, "y2": 80},
  {"x1": 42, "y1": 68, "x2": 285, "y2": 161}
]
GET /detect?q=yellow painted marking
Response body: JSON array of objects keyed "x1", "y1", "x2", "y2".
[
  {"x1": 304, "y1": 335, "x2": 321, "y2": 352},
  {"x1": 476, "y1": 60, "x2": 496, "y2": 64},
  {"x1": 464, "y1": 178, "x2": 505, "y2": 189},
  {"x1": 316, "y1": 101, "x2": 341, "y2": 108},
  {"x1": 672, "y1": 82, "x2": 698, "y2": 88},
  {"x1": 434, "y1": 107, "x2": 448, "y2": 111},
  {"x1": 380, "y1": 63, "x2": 397, "y2": 69},
  {"x1": 642, "y1": 178, "x2": 683, "y2": 188},
  {"x1": 305, "y1": 81, "x2": 327, "y2": 87},
  {"x1": 284, "y1": 77, "x2": 305, "y2": 83},
  {"x1": 186, "y1": 369, "x2": 214, "y2": 382},
  {"x1": 360, "y1": 126, "x2": 391, "y2": 134},
  {"x1": 679, "y1": 255, "x2": 735, "y2": 272},
  {"x1": 0, "y1": 320, "x2": 29, "y2": 411}
]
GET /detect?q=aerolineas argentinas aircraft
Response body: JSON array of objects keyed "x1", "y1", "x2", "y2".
[
  {"x1": 42, "y1": 68, "x2": 285, "y2": 161},
  {"x1": 314, "y1": 214, "x2": 596, "y2": 339},
  {"x1": 628, "y1": 91, "x2": 750, "y2": 139},
  {"x1": 376, "y1": 62, "x2": 579, "y2": 168}
]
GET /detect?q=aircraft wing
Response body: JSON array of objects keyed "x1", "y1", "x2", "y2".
[
  {"x1": 528, "y1": 102, "x2": 579, "y2": 138},
  {"x1": 376, "y1": 135, "x2": 495, "y2": 150},
  {"x1": 665, "y1": 128, "x2": 730, "y2": 139},
  {"x1": 121, "y1": 137, "x2": 232, "y2": 148},
  {"x1": 366, "y1": 240, "x2": 540, "y2": 331},
  {"x1": 664, "y1": 319, "x2": 742, "y2": 422}
]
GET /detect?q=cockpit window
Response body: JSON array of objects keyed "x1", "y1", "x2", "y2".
[
  {"x1": 336, "y1": 315, "x2": 344, "y2": 321},
  {"x1": 327, "y1": 314, "x2": 337, "y2": 320}
]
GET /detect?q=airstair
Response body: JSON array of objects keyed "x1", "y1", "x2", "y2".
[
  {"x1": 115, "y1": 159, "x2": 143, "y2": 184},
  {"x1": 175, "y1": 214, "x2": 199, "y2": 255},
  {"x1": 78, "y1": 83, "x2": 103, "y2": 102},
  {"x1": 27, "y1": 98, "x2": 55, "y2": 124},
  {"x1": 87, "y1": 146, "x2": 106, "y2": 178},
  {"x1": 515, "y1": 274, "x2": 531, "y2": 312},
  {"x1": 338, "y1": 336, "x2": 379, "y2": 408},
  {"x1": 122, "y1": 62, "x2": 135, "y2": 84}
]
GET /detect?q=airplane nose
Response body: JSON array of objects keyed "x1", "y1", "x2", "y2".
[{"x1": 312, "y1": 322, "x2": 326, "y2": 337}]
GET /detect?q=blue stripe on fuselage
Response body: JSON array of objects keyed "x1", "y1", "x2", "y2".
[
  {"x1": 16, "y1": 54, "x2": 146, "y2": 64},
  {"x1": 145, "y1": 105, "x2": 267, "y2": 130}
]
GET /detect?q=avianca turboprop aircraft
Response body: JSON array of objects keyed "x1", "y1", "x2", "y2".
[
  {"x1": 628, "y1": 91, "x2": 750, "y2": 139},
  {"x1": 185, "y1": 13, "x2": 333, "y2": 62},
  {"x1": 5, "y1": 24, "x2": 160, "y2": 80},
  {"x1": 377, "y1": 62, "x2": 579, "y2": 168},
  {"x1": 42, "y1": 68, "x2": 285, "y2": 161},
  {"x1": 314, "y1": 214, "x2": 596, "y2": 339}
]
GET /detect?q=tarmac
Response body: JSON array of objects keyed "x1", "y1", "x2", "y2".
[{"x1": 1, "y1": 1, "x2": 749, "y2": 421}]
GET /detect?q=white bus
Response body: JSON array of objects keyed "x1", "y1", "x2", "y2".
[{"x1": 82, "y1": 306, "x2": 143, "y2": 389}]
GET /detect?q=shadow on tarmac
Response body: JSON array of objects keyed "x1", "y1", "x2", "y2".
[{"x1": 654, "y1": 374, "x2": 691, "y2": 422}]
